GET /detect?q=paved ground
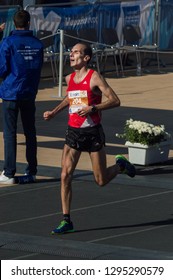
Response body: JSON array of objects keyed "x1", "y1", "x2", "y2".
[{"x1": 0, "y1": 64, "x2": 173, "y2": 260}]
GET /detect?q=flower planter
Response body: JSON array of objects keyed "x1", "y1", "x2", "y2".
[{"x1": 125, "y1": 140, "x2": 172, "y2": 165}]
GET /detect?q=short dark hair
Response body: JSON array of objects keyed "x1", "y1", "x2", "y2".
[
  {"x1": 13, "y1": 10, "x2": 30, "y2": 28},
  {"x1": 82, "y1": 42, "x2": 93, "y2": 62}
]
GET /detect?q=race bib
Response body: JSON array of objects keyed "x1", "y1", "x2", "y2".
[{"x1": 68, "y1": 90, "x2": 88, "y2": 114}]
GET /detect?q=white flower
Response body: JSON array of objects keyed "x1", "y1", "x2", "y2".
[{"x1": 116, "y1": 119, "x2": 170, "y2": 146}]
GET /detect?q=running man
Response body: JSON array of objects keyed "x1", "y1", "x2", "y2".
[{"x1": 43, "y1": 42, "x2": 136, "y2": 234}]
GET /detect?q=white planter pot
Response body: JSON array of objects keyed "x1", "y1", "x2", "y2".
[{"x1": 125, "y1": 140, "x2": 172, "y2": 165}]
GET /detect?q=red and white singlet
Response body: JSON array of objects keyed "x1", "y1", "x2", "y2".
[{"x1": 67, "y1": 69, "x2": 102, "y2": 128}]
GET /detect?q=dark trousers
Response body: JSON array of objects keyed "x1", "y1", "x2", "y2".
[{"x1": 2, "y1": 99, "x2": 37, "y2": 177}]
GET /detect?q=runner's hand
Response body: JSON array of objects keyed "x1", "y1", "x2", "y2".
[{"x1": 43, "y1": 111, "x2": 54, "y2": 120}]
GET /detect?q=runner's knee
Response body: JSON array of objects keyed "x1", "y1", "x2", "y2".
[{"x1": 61, "y1": 170, "x2": 72, "y2": 183}]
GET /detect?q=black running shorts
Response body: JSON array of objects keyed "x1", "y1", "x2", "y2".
[{"x1": 65, "y1": 124, "x2": 105, "y2": 152}]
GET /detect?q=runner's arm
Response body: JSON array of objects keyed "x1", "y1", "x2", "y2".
[
  {"x1": 43, "y1": 96, "x2": 69, "y2": 120},
  {"x1": 43, "y1": 74, "x2": 71, "y2": 120},
  {"x1": 90, "y1": 71, "x2": 120, "y2": 111}
]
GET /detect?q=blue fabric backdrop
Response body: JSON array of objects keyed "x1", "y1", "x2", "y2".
[{"x1": 2, "y1": 1, "x2": 171, "y2": 50}]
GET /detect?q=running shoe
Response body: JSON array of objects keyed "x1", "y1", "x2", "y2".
[
  {"x1": 115, "y1": 154, "x2": 136, "y2": 178},
  {"x1": 0, "y1": 171, "x2": 15, "y2": 184},
  {"x1": 51, "y1": 220, "x2": 74, "y2": 234}
]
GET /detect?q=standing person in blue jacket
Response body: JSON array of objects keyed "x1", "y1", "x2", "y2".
[{"x1": 0, "y1": 10, "x2": 44, "y2": 184}]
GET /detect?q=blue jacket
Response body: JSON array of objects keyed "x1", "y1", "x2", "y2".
[{"x1": 0, "y1": 30, "x2": 44, "y2": 100}]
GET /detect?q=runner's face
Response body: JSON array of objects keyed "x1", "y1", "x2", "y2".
[{"x1": 70, "y1": 44, "x2": 88, "y2": 68}]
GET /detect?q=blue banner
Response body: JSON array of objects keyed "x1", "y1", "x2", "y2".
[
  {"x1": 159, "y1": 0, "x2": 173, "y2": 49},
  {"x1": 122, "y1": 5, "x2": 141, "y2": 26},
  {"x1": 27, "y1": 1, "x2": 155, "y2": 48},
  {"x1": 97, "y1": 3, "x2": 121, "y2": 43},
  {"x1": 28, "y1": 5, "x2": 99, "y2": 34}
]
